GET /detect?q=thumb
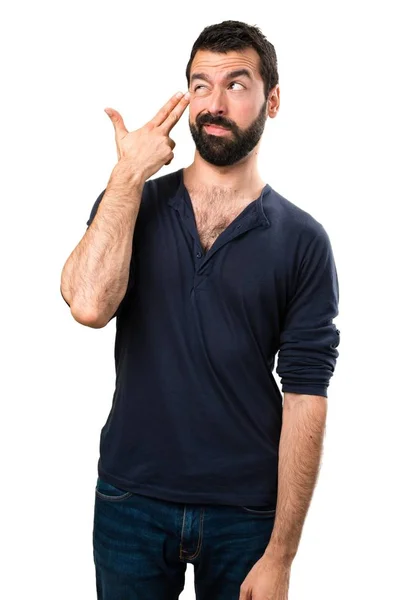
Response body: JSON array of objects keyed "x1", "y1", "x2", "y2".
[{"x1": 104, "y1": 108, "x2": 128, "y2": 136}]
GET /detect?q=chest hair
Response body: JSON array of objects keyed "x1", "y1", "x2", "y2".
[{"x1": 189, "y1": 187, "x2": 253, "y2": 252}]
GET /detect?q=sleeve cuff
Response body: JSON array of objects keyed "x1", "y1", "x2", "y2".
[{"x1": 282, "y1": 383, "x2": 329, "y2": 397}]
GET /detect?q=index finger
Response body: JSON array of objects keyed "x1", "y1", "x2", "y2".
[
  {"x1": 149, "y1": 92, "x2": 189, "y2": 128},
  {"x1": 160, "y1": 93, "x2": 191, "y2": 134}
]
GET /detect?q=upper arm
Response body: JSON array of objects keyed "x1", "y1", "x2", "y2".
[{"x1": 276, "y1": 226, "x2": 340, "y2": 397}]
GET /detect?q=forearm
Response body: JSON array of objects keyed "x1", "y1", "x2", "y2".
[
  {"x1": 61, "y1": 161, "x2": 145, "y2": 327},
  {"x1": 264, "y1": 393, "x2": 327, "y2": 565}
]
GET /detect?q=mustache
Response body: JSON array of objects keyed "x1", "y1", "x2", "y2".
[{"x1": 197, "y1": 115, "x2": 234, "y2": 130}]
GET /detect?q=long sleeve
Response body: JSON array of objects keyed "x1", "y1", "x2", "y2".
[{"x1": 276, "y1": 226, "x2": 340, "y2": 397}]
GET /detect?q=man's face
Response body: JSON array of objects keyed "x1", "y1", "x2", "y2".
[{"x1": 188, "y1": 48, "x2": 270, "y2": 167}]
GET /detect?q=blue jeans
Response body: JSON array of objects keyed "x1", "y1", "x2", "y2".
[{"x1": 93, "y1": 477, "x2": 276, "y2": 600}]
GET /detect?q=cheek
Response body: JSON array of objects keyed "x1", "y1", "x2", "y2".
[
  {"x1": 188, "y1": 104, "x2": 202, "y2": 124},
  {"x1": 189, "y1": 94, "x2": 209, "y2": 110}
]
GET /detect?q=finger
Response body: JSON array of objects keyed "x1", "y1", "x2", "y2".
[
  {"x1": 149, "y1": 92, "x2": 188, "y2": 128},
  {"x1": 160, "y1": 94, "x2": 190, "y2": 135},
  {"x1": 104, "y1": 108, "x2": 129, "y2": 137}
]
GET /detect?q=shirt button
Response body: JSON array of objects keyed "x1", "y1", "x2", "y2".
[{"x1": 196, "y1": 251, "x2": 202, "y2": 258}]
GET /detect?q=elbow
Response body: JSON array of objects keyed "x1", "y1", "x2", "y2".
[
  {"x1": 61, "y1": 277, "x2": 111, "y2": 328},
  {"x1": 68, "y1": 299, "x2": 110, "y2": 328},
  {"x1": 70, "y1": 306, "x2": 109, "y2": 328},
  {"x1": 60, "y1": 286, "x2": 105, "y2": 327}
]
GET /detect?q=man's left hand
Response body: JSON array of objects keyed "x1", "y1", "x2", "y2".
[{"x1": 238, "y1": 553, "x2": 291, "y2": 599}]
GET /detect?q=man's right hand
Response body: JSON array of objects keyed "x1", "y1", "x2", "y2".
[{"x1": 104, "y1": 91, "x2": 191, "y2": 181}]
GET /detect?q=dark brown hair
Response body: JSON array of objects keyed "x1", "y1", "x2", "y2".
[{"x1": 185, "y1": 20, "x2": 279, "y2": 100}]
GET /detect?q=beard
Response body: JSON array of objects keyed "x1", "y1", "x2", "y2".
[{"x1": 188, "y1": 99, "x2": 267, "y2": 167}]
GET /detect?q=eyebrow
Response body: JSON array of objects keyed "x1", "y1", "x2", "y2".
[{"x1": 190, "y1": 69, "x2": 253, "y2": 85}]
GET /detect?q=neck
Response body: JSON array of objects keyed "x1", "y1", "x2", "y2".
[{"x1": 183, "y1": 152, "x2": 265, "y2": 200}]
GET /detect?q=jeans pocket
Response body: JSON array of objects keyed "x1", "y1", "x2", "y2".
[
  {"x1": 239, "y1": 505, "x2": 276, "y2": 515},
  {"x1": 95, "y1": 477, "x2": 133, "y2": 502}
]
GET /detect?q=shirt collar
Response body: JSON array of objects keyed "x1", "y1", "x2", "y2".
[{"x1": 168, "y1": 168, "x2": 271, "y2": 228}]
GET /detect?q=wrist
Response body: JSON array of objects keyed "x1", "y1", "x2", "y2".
[
  {"x1": 110, "y1": 160, "x2": 146, "y2": 189},
  {"x1": 263, "y1": 542, "x2": 297, "y2": 567}
]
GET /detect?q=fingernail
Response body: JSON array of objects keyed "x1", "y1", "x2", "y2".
[
  {"x1": 184, "y1": 91, "x2": 191, "y2": 100},
  {"x1": 175, "y1": 92, "x2": 183, "y2": 99}
]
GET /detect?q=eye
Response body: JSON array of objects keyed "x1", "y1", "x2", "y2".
[
  {"x1": 229, "y1": 81, "x2": 244, "y2": 90},
  {"x1": 193, "y1": 82, "x2": 245, "y2": 92}
]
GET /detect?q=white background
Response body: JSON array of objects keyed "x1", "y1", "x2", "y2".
[{"x1": 1, "y1": 1, "x2": 399, "y2": 598}]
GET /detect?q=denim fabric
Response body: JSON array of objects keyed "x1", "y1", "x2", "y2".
[{"x1": 93, "y1": 477, "x2": 276, "y2": 599}]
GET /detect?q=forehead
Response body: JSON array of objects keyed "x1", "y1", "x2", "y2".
[{"x1": 190, "y1": 47, "x2": 262, "y2": 80}]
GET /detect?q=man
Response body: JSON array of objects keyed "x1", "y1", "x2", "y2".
[{"x1": 61, "y1": 20, "x2": 340, "y2": 600}]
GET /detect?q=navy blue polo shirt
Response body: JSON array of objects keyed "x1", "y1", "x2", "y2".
[{"x1": 85, "y1": 167, "x2": 340, "y2": 507}]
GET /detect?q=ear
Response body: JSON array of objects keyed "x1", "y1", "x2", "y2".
[{"x1": 267, "y1": 85, "x2": 280, "y2": 119}]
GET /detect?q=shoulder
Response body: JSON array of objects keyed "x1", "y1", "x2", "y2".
[
  {"x1": 133, "y1": 168, "x2": 182, "y2": 230},
  {"x1": 145, "y1": 168, "x2": 182, "y2": 197},
  {"x1": 86, "y1": 169, "x2": 182, "y2": 227},
  {"x1": 135, "y1": 168, "x2": 181, "y2": 217},
  {"x1": 263, "y1": 185, "x2": 330, "y2": 247}
]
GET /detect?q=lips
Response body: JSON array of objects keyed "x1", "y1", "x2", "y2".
[
  {"x1": 204, "y1": 124, "x2": 228, "y2": 129},
  {"x1": 203, "y1": 124, "x2": 230, "y2": 134}
]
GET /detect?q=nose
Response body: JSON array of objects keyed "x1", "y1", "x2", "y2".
[{"x1": 206, "y1": 87, "x2": 228, "y2": 117}]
